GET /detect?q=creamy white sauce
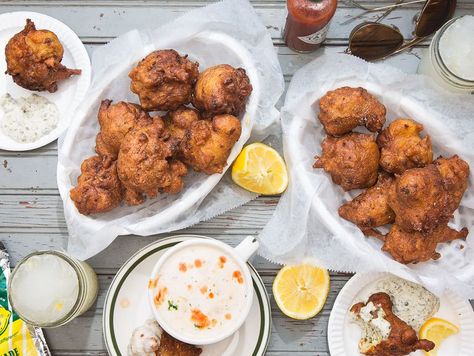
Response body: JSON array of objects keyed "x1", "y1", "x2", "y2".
[
  {"x1": 439, "y1": 16, "x2": 474, "y2": 80},
  {"x1": 357, "y1": 302, "x2": 391, "y2": 339},
  {"x1": 351, "y1": 308, "x2": 385, "y2": 353},
  {"x1": 151, "y1": 245, "x2": 248, "y2": 340},
  {"x1": 0, "y1": 93, "x2": 59, "y2": 143},
  {"x1": 374, "y1": 276, "x2": 440, "y2": 331},
  {"x1": 10, "y1": 254, "x2": 79, "y2": 324}
]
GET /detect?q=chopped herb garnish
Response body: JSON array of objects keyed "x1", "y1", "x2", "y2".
[{"x1": 167, "y1": 300, "x2": 178, "y2": 311}]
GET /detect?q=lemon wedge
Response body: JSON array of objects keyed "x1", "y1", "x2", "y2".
[
  {"x1": 419, "y1": 317, "x2": 459, "y2": 356},
  {"x1": 232, "y1": 143, "x2": 288, "y2": 195},
  {"x1": 272, "y1": 264, "x2": 330, "y2": 320}
]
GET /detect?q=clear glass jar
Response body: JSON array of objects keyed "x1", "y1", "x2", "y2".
[
  {"x1": 418, "y1": 16, "x2": 474, "y2": 94},
  {"x1": 8, "y1": 250, "x2": 99, "y2": 328}
]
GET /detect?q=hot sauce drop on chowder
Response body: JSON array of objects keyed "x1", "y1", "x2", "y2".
[{"x1": 150, "y1": 245, "x2": 249, "y2": 339}]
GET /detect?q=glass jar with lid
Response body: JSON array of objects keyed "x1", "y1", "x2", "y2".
[
  {"x1": 8, "y1": 250, "x2": 99, "y2": 328},
  {"x1": 418, "y1": 16, "x2": 474, "y2": 94}
]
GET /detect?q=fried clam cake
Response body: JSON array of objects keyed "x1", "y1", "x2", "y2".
[
  {"x1": 338, "y1": 172, "x2": 395, "y2": 237},
  {"x1": 193, "y1": 64, "x2": 252, "y2": 117},
  {"x1": 318, "y1": 86, "x2": 386, "y2": 136},
  {"x1": 314, "y1": 132, "x2": 380, "y2": 191},
  {"x1": 128, "y1": 319, "x2": 201, "y2": 356},
  {"x1": 5, "y1": 19, "x2": 81, "y2": 92},
  {"x1": 128, "y1": 49, "x2": 199, "y2": 111},
  {"x1": 377, "y1": 119, "x2": 433, "y2": 175}
]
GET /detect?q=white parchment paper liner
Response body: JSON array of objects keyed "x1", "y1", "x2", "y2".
[
  {"x1": 259, "y1": 52, "x2": 474, "y2": 299},
  {"x1": 57, "y1": 0, "x2": 284, "y2": 260}
]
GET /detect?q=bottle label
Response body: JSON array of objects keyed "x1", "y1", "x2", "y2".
[{"x1": 297, "y1": 23, "x2": 330, "y2": 45}]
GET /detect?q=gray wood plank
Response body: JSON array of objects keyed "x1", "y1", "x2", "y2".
[
  {"x1": 0, "y1": 194, "x2": 278, "y2": 233},
  {"x1": 0, "y1": 1, "x2": 472, "y2": 45}
]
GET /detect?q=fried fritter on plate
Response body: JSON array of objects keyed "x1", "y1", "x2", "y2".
[
  {"x1": 318, "y1": 87, "x2": 386, "y2": 136},
  {"x1": 351, "y1": 292, "x2": 435, "y2": 356},
  {"x1": 70, "y1": 155, "x2": 123, "y2": 215},
  {"x1": 338, "y1": 172, "x2": 395, "y2": 236},
  {"x1": 434, "y1": 155, "x2": 470, "y2": 213},
  {"x1": 381, "y1": 223, "x2": 468, "y2": 264},
  {"x1": 181, "y1": 114, "x2": 242, "y2": 174},
  {"x1": 388, "y1": 165, "x2": 452, "y2": 233},
  {"x1": 165, "y1": 106, "x2": 202, "y2": 153},
  {"x1": 377, "y1": 119, "x2": 433, "y2": 174},
  {"x1": 117, "y1": 119, "x2": 188, "y2": 205},
  {"x1": 314, "y1": 133, "x2": 380, "y2": 191},
  {"x1": 193, "y1": 64, "x2": 252, "y2": 117},
  {"x1": 5, "y1": 19, "x2": 81, "y2": 92},
  {"x1": 129, "y1": 49, "x2": 199, "y2": 111},
  {"x1": 157, "y1": 332, "x2": 202, "y2": 356},
  {"x1": 95, "y1": 100, "x2": 153, "y2": 159}
]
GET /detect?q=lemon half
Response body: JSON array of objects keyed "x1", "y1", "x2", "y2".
[
  {"x1": 272, "y1": 264, "x2": 330, "y2": 320},
  {"x1": 232, "y1": 143, "x2": 288, "y2": 195},
  {"x1": 419, "y1": 317, "x2": 459, "y2": 356}
]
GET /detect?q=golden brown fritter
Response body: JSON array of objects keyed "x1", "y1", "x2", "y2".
[
  {"x1": 338, "y1": 172, "x2": 395, "y2": 235},
  {"x1": 434, "y1": 155, "x2": 470, "y2": 213},
  {"x1": 351, "y1": 292, "x2": 435, "y2": 356},
  {"x1": 193, "y1": 64, "x2": 252, "y2": 117},
  {"x1": 314, "y1": 133, "x2": 380, "y2": 191},
  {"x1": 181, "y1": 114, "x2": 242, "y2": 174},
  {"x1": 95, "y1": 100, "x2": 153, "y2": 159},
  {"x1": 377, "y1": 119, "x2": 433, "y2": 174},
  {"x1": 156, "y1": 332, "x2": 202, "y2": 356},
  {"x1": 318, "y1": 87, "x2": 386, "y2": 136},
  {"x1": 129, "y1": 49, "x2": 199, "y2": 111},
  {"x1": 5, "y1": 19, "x2": 81, "y2": 92},
  {"x1": 388, "y1": 165, "x2": 452, "y2": 233},
  {"x1": 382, "y1": 224, "x2": 468, "y2": 264},
  {"x1": 165, "y1": 106, "x2": 202, "y2": 152},
  {"x1": 117, "y1": 119, "x2": 188, "y2": 205},
  {"x1": 70, "y1": 155, "x2": 123, "y2": 215}
]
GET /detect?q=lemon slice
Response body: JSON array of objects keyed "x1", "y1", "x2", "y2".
[
  {"x1": 232, "y1": 143, "x2": 288, "y2": 195},
  {"x1": 272, "y1": 264, "x2": 330, "y2": 320},
  {"x1": 419, "y1": 317, "x2": 459, "y2": 356}
]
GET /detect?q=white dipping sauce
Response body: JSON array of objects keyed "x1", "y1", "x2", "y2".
[
  {"x1": 151, "y1": 245, "x2": 248, "y2": 340},
  {"x1": 9, "y1": 254, "x2": 79, "y2": 325},
  {"x1": 0, "y1": 93, "x2": 59, "y2": 143},
  {"x1": 439, "y1": 15, "x2": 474, "y2": 80}
]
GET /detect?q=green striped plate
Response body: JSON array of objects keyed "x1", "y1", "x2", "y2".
[{"x1": 103, "y1": 235, "x2": 271, "y2": 356}]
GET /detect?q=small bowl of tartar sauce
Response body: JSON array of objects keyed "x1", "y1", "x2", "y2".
[{"x1": 148, "y1": 236, "x2": 259, "y2": 346}]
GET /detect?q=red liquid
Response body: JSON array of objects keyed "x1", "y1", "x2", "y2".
[{"x1": 284, "y1": 0, "x2": 338, "y2": 52}]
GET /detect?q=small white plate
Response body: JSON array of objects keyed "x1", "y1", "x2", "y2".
[
  {"x1": 103, "y1": 235, "x2": 272, "y2": 356},
  {"x1": 328, "y1": 272, "x2": 474, "y2": 356},
  {"x1": 0, "y1": 11, "x2": 91, "y2": 151}
]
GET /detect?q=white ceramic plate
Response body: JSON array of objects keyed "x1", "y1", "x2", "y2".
[
  {"x1": 0, "y1": 11, "x2": 91, "y2": 151},
  {"x1": 103, "y1": 235, "x2": 272, "y2": 356},
  {"x1": 328, "y1": 272, "x2": 474, "y2": 356}
]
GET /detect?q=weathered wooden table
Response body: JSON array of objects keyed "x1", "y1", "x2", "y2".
[{"x1": 1, "y1": 1, "x2": 473, "y2": 355}]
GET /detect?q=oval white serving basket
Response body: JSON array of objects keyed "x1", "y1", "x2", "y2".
[
  {"x1": 284, "y1": 79, "x2": 474, "y2": 276},
  {"x1": 57, "y1": 30, "x2": 262, "y2": 256}
]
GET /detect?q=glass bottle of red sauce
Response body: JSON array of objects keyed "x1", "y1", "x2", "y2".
[{"x1": 284, "y1": 0, "x2": 338, "y2": 53}]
